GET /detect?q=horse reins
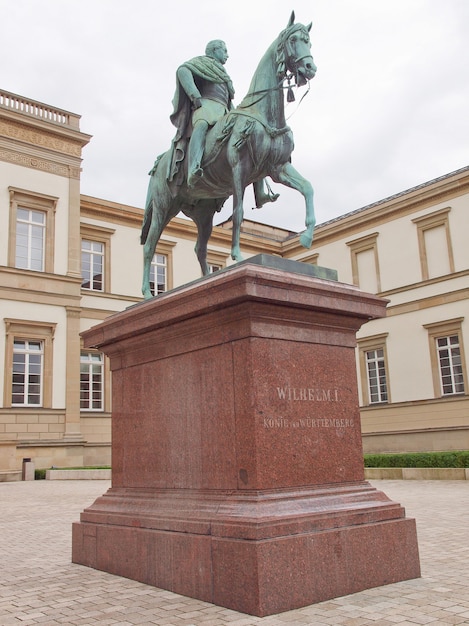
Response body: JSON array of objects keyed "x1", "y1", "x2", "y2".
[
  {"x1": 238, "y1": 72, "x2": 309, "y2": 109},
  {"x1": 238, "y1": 77, "x2": 292, "y2": 109}
]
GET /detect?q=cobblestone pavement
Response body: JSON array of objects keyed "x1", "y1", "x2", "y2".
[{"x1": 1, "y1": 479, "x2": 469, "y2": 625}]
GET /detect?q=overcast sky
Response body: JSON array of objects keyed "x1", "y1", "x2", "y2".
[{"x1": 2, "y1": 0, "x2": 468, "y2": 231}]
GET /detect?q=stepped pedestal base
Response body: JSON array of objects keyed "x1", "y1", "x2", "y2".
[{"x1": 73, "y1": 256, "x2": 420, "y2": 616}]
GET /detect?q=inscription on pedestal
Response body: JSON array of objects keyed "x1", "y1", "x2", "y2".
[
  {"x1": 263, "y1": 417, "x2": 354, "y2": 429},
  {"x1": 262, "y1": 386, "x2": 354, "y2": 429},
  {"x1": 276, "y1": 387, "x2": 341, "y2": 402}
]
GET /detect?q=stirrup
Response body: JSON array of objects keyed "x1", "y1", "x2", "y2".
[{"x1": 254, "y1": 188, "x2": 280, "y2": 209}]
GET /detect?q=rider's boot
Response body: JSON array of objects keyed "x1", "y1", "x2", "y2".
[
  {"x1": 253, "y1": 179, "x2": 280, "y2": 208},
  {"x1": 187, "y1": 121, "x2": 208, "y2": 188}
]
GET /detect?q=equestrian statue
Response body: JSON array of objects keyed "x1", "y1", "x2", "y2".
[{"x1": 141, "y1": 12, "x2": 317, "y2": 298}]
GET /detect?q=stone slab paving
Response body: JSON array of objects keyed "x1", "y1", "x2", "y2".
[{"x1": 1, "y1": 479, "x2": 469, "y2": 625}]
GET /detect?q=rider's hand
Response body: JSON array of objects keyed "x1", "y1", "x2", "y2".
[{"x1": 192, "y1": 97, "x2": 202, "y2": 109}]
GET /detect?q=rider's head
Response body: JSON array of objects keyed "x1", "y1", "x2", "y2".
[{"x1": 206, "y1": 40, "x2": 229, "y2": 65}]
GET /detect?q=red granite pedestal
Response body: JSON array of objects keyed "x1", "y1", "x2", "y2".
[{"x1": 72, "y1": 256, "x2": 420, "y2": 617}]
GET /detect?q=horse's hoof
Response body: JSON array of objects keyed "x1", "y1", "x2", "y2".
[{"x1": 299, "y1": 230, "x2": 313, "y2": 249}]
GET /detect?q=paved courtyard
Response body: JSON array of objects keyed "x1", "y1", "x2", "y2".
[{"x1": 1, "y1": 479, "x2": 469, "y2": 625}]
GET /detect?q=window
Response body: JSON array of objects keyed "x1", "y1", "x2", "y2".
[
  {"x1": 299, "y1": 253, "x2": 319, "y2": 266},
  {"x1": 436, "y1": 335, "x2": 465, "y2": 395},
  {"x1": 357, "y1": 333, "x2": 390, "y2": 405},
  {"x1": 413, "y1": 208, "x2": 454, "y2": 281},
  {"x1": 207, "y1": 250, "x2": 229, "y2": 274},
  {"x1": 347, "y1": 233, "x2": 381, "y2": 293},
  {"x1": 150, "y1": 253, "x2": 167, "y2": 295},
  {"x1": 16, "y1": 208, "x2": 45, "y2": 271},
  {"x1": 365, "y1": 348, "x2": 388, "y2": 403},
  {"x1": 3, "y1": 320, "x2": 56, "y2": 408},
  {"x1": 81, "y1": 240, "x2": 104, "y2": 290},
  {"x1": 424, "y1": 318, "x2": 467, "y2": 398},
  {"x1": 12, "y1": 340, "x2": 43, "y2": 406},
  {"x1": 144, "y1": 240, "x2": 175, "y2": 295},
  {"x1": 80, "y1": 351, "x2": 104, "y2": 410},
  {"x1": 8, "y1": 187, "x2": 57, "y2": 273},
  {"x1": 80, "y1": 224, "x2": 114, "y2": 292}
]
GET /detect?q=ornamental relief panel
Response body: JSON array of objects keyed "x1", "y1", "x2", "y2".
[
  {"x1": 0, "y1": 118, "x2": 82, "y2": 157},
  {"x1": 0, "y1": 147, "x2": 80, "y2": 179}
]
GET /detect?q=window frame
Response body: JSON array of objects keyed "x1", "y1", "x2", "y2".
[
  {"x1": 206, "y1": 249, "x2": 229, "y2": 273},
  {"x1": 424, "y1": 318, "x2": 467, "y2": 398},
  {"x1": 146, "y1": 240, "x2": 175, "y2": 296},
  {"x1": 15, "y1": 208, "x2": 46, "y2": 271},
  {"x1": 80, "y1": 224, "x2": 115, "y2": 293},
  {"x1": 80, "y1": 350, "x2": 105, "y2": 412},
  {"x1": 3, "y1": 319, "x2": 56, "y2": 408},
  {"x1": 150, "y1": 252, "x2": 168, "y2": 295},
  {"x1": 297, "y1": 252, "x2": 319, "y2": 266},
  {"x1": 412, "y1": 208, "x2": 454, "y2": 281},
  {"x1": 81, "y1": 239, "x2": 105, "y2": 291},
  {"x1": 12, "y1": 339, "x2": 44, "y2": 406},
  {"x1": 8, "y1": 187, "x2": 58, "y2": 274},
  {"x1": 357, "y1": 333, "x2": 390, "y2": 405},
  {"x1": 346, "y1": 232, "x2": 381, "y2": 292},
  {"x1": 365, "y1": 347, "x2": 389, "y2": 404}
]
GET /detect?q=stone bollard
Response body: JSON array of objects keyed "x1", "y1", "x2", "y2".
[{"x1": 22, "y1": 458, "x2": 35, "y2": 481}]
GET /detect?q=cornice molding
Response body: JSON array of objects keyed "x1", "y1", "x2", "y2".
[
  {"x1": 385, "y1": 286, "x2": 469, "y2": 317},
  {"x1": 80, "y1": 196, "x2": 144, "y2": 226},
  {"x1": 380, "y1": 269, "x2": 469, "y2": 298},
  {"x1": 80, "y1": 195, "x2": 281, "y2": 252},
  {"x1": 0, "y1": 265, "x2": 82, "y2": 305},
  {"x1": 0, "y1": 117, "x2": 88, "y2": 157},
  {"x1": 0, "y1": 101, "x2": 91, "y2": 145}
]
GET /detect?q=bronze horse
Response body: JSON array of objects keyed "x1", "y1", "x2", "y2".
[{"x1": 141, "y1": 12, "x2": 317, "y2": 298}]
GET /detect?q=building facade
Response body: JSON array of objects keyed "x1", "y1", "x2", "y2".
[
  {"x1": 1, "y1": 89, "x2": 468, "y2": 478},
  {"x1": 286, "y1": 169, "x2": 469, "y2": 453}
]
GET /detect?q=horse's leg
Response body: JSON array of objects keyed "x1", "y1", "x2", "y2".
[
  {"x1": 272, "y1": 162, "x2": 315, "y2": 248},
  {"x1": 231, "y1": 164, "x2": 247, "y2": 262},
  {"x1": 191, "y1": 204, "x2": 215, "y2": 276}
]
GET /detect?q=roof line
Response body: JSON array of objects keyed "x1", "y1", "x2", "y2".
[{"x1": 316, "y1": 165, "x2": 469, "y2": 229}]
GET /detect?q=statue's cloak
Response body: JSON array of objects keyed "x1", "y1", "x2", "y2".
[{"x1": 166, "y1": 55, "x2": 235, "y2": 190}]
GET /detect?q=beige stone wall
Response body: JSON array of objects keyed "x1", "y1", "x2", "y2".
[
  {"x1": 16, "y1": 442, "x2": 85, "y2": 470},
  {"x1": 83, "y1": 444, "x2": 112, "y2": 467},
  {"x1": 1, "y1": 91, "x2": 90, "y2": 474},
  {"x1": 80, "y1": 414, "x2": 111, "y2": 444},
  {"x1": 0, "y1": 410, "x2": 65, "y2": 441}
]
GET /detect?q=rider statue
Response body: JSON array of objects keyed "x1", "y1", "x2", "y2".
[{"x1": 169, "y1": 39, "x2": 278, "y2": 208}]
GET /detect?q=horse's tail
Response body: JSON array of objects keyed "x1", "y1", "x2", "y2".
[
  {"x1": 140, "y1": 154, "x2": 164, "y2": 245},
  {"x1": 140, "y1": 201, "x2": 152, "y2": 245}
]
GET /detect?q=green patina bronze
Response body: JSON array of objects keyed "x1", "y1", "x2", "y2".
[{"x1": 141, "y1": 12, "x2": 317, "y2": 299}]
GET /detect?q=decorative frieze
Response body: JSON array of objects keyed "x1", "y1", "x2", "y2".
[{"x1": 0, "y1": 146, "x2": 80, "y2": 178}]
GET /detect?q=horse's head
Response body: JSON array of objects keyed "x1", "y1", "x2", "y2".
[{"x1": 277, "y1": 11, "x2": 316, "y2": 87}]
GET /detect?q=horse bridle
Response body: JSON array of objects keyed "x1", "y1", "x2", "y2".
[{"x1": 238, "y1": 26, "x2": 312, "y2": 108}]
